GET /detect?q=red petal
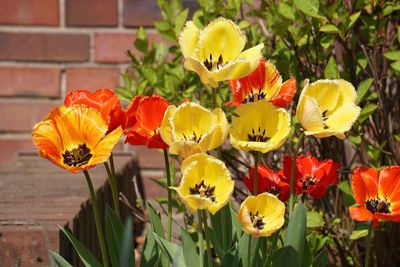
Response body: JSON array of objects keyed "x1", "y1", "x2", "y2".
[
  {"x1": 269, "y1": 77, "x2": 296, "y2": 108},
  {"x1": 351, "y1": 167, "x2": 379, "y2": 206},
  {"x1": 349, "y1": 206, "x2": 374, "y2": 222}
]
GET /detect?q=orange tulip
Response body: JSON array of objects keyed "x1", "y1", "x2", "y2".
[
  {"x1": 32, "y1": 105, "x2": 122, "y2": 173},
  {"x1": 65, "y1": 89, "x2": 126, "y2": 133},
  {"x1": 349, "y1": 166, "x2": 400, "y2": 227},
  {"x1": 124, "y1": 95, "x2": 170, "y2": 149}
]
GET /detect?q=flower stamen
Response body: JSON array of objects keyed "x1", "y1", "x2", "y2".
[
  {"x1": 248, "y1": 127, "x2": 270, "y2": 142},
  {"x1": 62, "y1": 143, "x2": 92, "y2": 167},
  {"x1": 366, "y1": 198, "x2": 391, "y2": 214},
  {"x1": 249, "y1": 211, "x2": 265, "y2": 230},
  {"x1": 189, "y1": 180, "x2": 216, "y2": 202},
  {"x1": 302, "y1": 174, "x2": 317, "y2": 189}
]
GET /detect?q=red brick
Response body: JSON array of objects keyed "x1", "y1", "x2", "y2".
[
  {"x1": 0, "y1": 67, "x2": 60, "y2": 97},
  {"x1": 0, "y1": 139, "x2": 35, "y2": 163},
  {"x1": 94, "y1": 33, "x2": 162, "y2": 63},
  {"x1": 66, "y1": 68, "x2": 120, "y2": 91},
  {"x1": 0, "y1": 32, "x2": 89, "y2": 62},
  {"x1": 66, "y1": 0, "x2": 117, "y2": 26},
  {"x1": 0, "y1": 0, "x2": 59, "y2": 26},
  {"x1": 0, "y1": 100, "x2": 60, "y2": 132},
  {"x1": 123, "y1": 0, "x2": 162, "y2": 27}
]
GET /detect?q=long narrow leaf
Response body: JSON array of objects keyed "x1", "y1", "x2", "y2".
[
  {"x1": 105, "y1": 206, "x2": 124, "y2": 267},
  {"x1": 60, "y1": 227, "x2": 101, "y2": 267},
  {"x1": 120, "y1": 217, "x2": 134, "y2": 267},
  {"x1": 49, "y1": 250, "x2": 73, "y2": 267}
]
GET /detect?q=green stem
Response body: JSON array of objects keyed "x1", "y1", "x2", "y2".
[
  {"x1": 202, "y1": 210, "x2": 212, "y2": 267},
  {"x1": 288, "y1": 132, "x2": 305, "y2": 215},
  {"x1": 365, "y1": 222, "x2": 373, "y2": 267},
  {"x1": 83, "y1": 171, "x2": 109, "y2": 267},
  {"x1": 247, "y1": 236, "x2": 252, "y2": 267},
  {"x1": 198, "y1": 211, "x2": 204, "y2": 267},
  {"x1": 253, "y1": 152, "x2": 260, "y2": 195},
  {"x1": 163, "y1": 149, "x2": 173, "y2": 242},
  {"x1": 104, "y1": 161, "x2": 121, "y2": 218}
]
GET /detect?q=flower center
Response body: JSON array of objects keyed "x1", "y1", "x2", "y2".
[
  {"x1": 189, "y1": 180, "x2": 216, "y2": 202},
  {"x1": 203, "y1": 54, "x2": 226, "y2": 71},
  {"x1": 248, "y1": 127, "x2": 270, "y2": 142},
  {"x1": 182, "y1": 131, "x2": 202, "y2": 143},
  {"x1": 249, "y1": 211, "x2": 265, "y2": 230},
  {"x1": 365, "y1": 197, "x2": 391, "y2": 214},
  {"x1": 242, "y1": 88, "x2": 267, "y2": 104},
  {"x1": 62, "y1": 143, "x2": 92, "y2": 167},
  {"x1": 302, "y1": 174, "x2": 316, "y2": 189}
]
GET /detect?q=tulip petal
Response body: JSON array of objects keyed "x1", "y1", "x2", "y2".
[
  {"x1": 200, "y1": 17, "x2": 246, "y2": 62},
  {"x1": 349, "y1": 206, "x2": 374, "y2": 222},
  {"x1": 378, "y1": 166, "x2": 400, "y2": 205},
  {"x1": 351, "y1": 167, "x2": 379, "y2": 206},
  {"x1": 325, "y1": 103, "x2": 361, "y2": 134},
  {"x1": 179, "y1": 21, "x2": 200, "y2": 58},
  {"x1": 297, "y1": 95, "x2": 325, "y2": 133}
]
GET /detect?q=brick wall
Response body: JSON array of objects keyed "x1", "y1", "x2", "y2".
[{"x1": 0, "y1": 0, "x2": 165, "y2": 164}]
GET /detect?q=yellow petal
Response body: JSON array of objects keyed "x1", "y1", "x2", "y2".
[
  {"x1": 234, "y1": 43, "x2": 264, "y2": 78},
  {"x1": 200, "y1": 17, "x2": 246, "y2": 62},
  {"x1": 175, "y1": 154, "x2": 233, "y2": 214},
  {"x1": 169, "y1": 140, "x2": 200, "y2": 158},
  {"x1": 263, "y1": 60, "x2": 283, "y2": 99},
  {"x1": 238, "y1": 193, "x2": 285, "y2": 237},
  {"x1": 230, "y1": 101, "x2": 290, "y2": 153},
  {"x1": 160, "y1": 105, "x2": 176, "y2": 145},
  {"x1": 296, "y1": 95, "x2": 325, "y2": 133},
  {"x1": 178, "y1": 21, "x2": 200, "y2": 58},
  {"x1": 184, "y1": 58, "x2": 218, "y2": 87},
  {"x1": 325, "y1": 103, "x2": 361, "y2": 138},
  {"x1": 301, "y1": 79, "x2": 341, "y2": 112},
  {"x1": 91, "y1": 126, "x2": 123, "y2": 166}
]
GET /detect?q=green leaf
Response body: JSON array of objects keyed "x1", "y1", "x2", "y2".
[
  {"x1": 105, "y1": 206, "x2": 124, "y2": 267},
  {"x1": 60, "y1": 227, "x2": 101, "y2": 267},
  {"x1": 181, "y1": 228, "x2": 200, "y2": 267},
  {"x1": 384, "y1": 50, "x2": 400, "y2": 61},
  {"x1": 140, "y1": 230, "x2": 160, "y2": 267},
  {"x1": 148, "y1": 203, "x2": 166, "y2": 239},
  {"x1": 350, "y1": 223, "x2": 370, "y2": 240},
  {"x1": 320, "y1": 35, "x2": 335, "y2": 49},
  {"x1": 306, "y1": 211, "x2": 324, "y2": 228},
  {"x1": 324, "y1": 56, "x2": 340, "y2": 79},
  {"x1": 356, "y1": 78, "x2": 373, "y2": 104},
  {"x1": 347, "y1": 11, "x2": 361, "y2": 30},
  {"x1": 174, "y1": 9, "x2": 189, "y2": 34},
  {"x1": 238, "y1": 234, "x2": 259, "y2": 266},
  {"x1": 312, "y1": 250, "x2": 328, "y2": 267},
  {"x1": 230, "y1": 206, "x2": 243, "y2": 238},
  {"x1": 278, "y1": 2, "x2": 295, "y2": 21},
  {"x1": 284, "y1": 202, "x2": 306, "y2": 263},
  {"x1": 210, "y1": 204, "x2": 233, "y2": 255},
  {"x1": 338, "y1": 180, "x2": 355, "y2": 207},
  {"x1": 221, "y1": 245, "x2": 239, "y2": 267},
  {"x1": 349, "y1": 135, "x2": 361, "y2": 145},
  {"x1": 153, "y1": 234, "x2": 185, "y2": 267},
  {"x1": 49, "y1": 251, "x2": 73, "y2": 267},
  {"x1": 293, "y1": 0, "x2": 325, "y2": 19},
  {"x1": 391, "y1": 61, "x2": 400, "y2": 71},
  {"x1": 358, "y1": 103, "x2": 378, "y2": 123},
  {"x1": 272, "y1": 246, "x2": 300, "y2": 267},
  {"x1": 120, "y1": 217, "x2": 134, "y2": 267},
  {"x1": 320, "y1": 24, "x2": 340, "y2": 33},
  {"x1": 135, "y1": 27, "x2": 148, "y2": 53}
]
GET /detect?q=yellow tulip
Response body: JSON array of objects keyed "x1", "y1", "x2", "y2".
[
  {"x1": 32, "y1": 105, "x2": 123, "y2": 173},
  {"x1": 179, "y1": 17, "x2": 264, "y2": 87},
  {"x1": 172, "y1": 153, "x2": 234, "y2": 214},
  {"x1": 238, "y1": 193, "x2": 285, "y2": 237},
  {"x1": 230, "y1": 100, "x2": 291, "y2": 153},
  {"x1": 296, "y1": 79, "x2": 361, "y2": 139},
  {"x1": 160, "y1": 102, "x2": 228, "y2": 158}
]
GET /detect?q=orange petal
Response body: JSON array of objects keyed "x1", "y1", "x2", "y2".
[
  {"x1": 351, "y1": 167, "x2": 379, "y2": 206},
  {"x1": 269, "y1": 77, "x2": 296, "y2": 108},
  {"x1": 378, "y1": 166, "x2": 400, "y2": 204},
  {"x1": 349, "y1": 206, "x2": 374, "y2": 222}
]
